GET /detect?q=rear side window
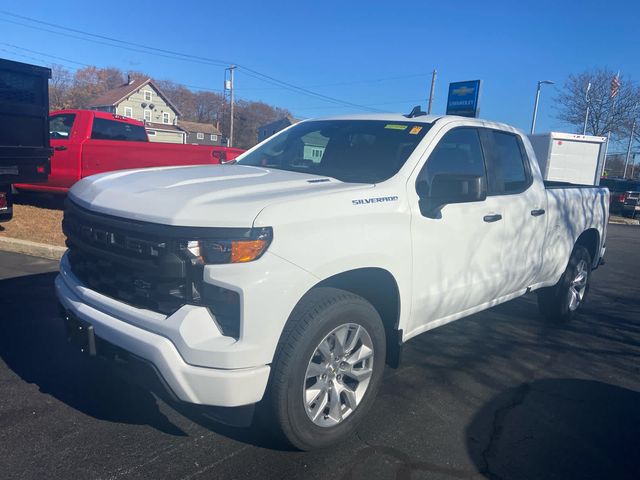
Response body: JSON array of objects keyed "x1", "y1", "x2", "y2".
[
  {"x1": 50, "y1": 114, "x2": 75, "y2": 139},
  {"x1": 417, "y1": 128, "x2": 486, "y2": 186},
  {"x1": 484, "y1": 131, "x2": 531, "y2": 194},
  {"x1": 91, "y1": 118, "x2": 147, "y2": 142}
]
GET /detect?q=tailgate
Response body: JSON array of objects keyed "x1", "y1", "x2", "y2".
[
  {"x1": 623, "y1": 191, "x2": 640, "y2": 207},
  {"x1": 0, "y1": 59, "x2": 52, "y2": 184}
]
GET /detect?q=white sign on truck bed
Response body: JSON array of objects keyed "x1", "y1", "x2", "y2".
[{"x1": 528, "y1": 132, "x2": 607, "y2": 186}]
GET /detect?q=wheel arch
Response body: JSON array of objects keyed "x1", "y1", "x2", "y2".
[
  {"x1": 575, "y1": 228, "x2": 600, "y2": 267},
  {"x1": 296, "y1": 267, "x2": 403, "y2": 368}
]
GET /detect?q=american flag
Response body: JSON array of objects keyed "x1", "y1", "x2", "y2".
[{"x1": 611, "y1": 73, "x2": 621, "y2": 98}]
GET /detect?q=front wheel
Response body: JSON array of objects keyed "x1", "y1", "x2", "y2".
[
  {"x1": 537, "y1": 245, "x2": 592, "y2": 323},
  {"x1": 262, "y1": 287, "x2": 386, "y2": 450}
]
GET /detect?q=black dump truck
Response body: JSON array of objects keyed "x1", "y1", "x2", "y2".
[{"x1": 0, "y1": 58, "x2": 52, "y2": 221}]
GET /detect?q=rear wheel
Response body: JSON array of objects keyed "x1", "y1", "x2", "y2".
[
  {"x1": 537, "y1": 246, "x2": 591, "y2": 323},
  {"x1": 262, "y1": 287, "x2": 386, "y2": 450}
]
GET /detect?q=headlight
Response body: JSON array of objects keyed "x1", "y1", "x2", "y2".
[{"x1": 183, "y1": 227, "x2": 272, "y2": 264}]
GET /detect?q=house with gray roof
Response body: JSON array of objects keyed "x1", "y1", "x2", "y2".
[{"x1": 89, "y1": 77, "x2": 185, "y2": 144}]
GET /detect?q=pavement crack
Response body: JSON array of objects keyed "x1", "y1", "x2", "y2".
[{"x1": 479, "y1": 383, "x2": 531, "y2": 480}]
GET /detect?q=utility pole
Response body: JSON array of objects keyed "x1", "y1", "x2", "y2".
[
  {"x1": 427, "y1": 69, "x2": 437, "y2": 114},
  {"x1": 225, "y1": 65, "x2": 236, "y2": 147}
]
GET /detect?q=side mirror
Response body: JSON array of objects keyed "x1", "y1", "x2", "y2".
[{"x1": 417, "y1": 173, "x2": 486, "y2": 218}]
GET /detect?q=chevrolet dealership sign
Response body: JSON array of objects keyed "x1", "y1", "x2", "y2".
[{"x1": 446, "y1": 80, "x2": 482, "y2": 118}]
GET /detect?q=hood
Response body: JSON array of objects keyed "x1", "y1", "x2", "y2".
[{"x1": 69, "y1": 164, "x2": 371, "y2": 227}]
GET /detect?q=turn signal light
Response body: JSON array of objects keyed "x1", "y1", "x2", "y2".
[{"x1": 231, "y1": 239, "x2": 269, "y2": 263}]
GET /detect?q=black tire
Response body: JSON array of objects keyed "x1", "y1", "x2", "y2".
[
  {"x1": 537, "y1": 245, "x2": 592, "y2": 323},
  {"x1": 261, "y1": 287, "x2": 386, "y2": 450}
]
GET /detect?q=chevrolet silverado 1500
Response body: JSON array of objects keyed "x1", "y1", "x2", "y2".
[{"x1": 56, "y1": 113, "x2": 608, "y2": 449}]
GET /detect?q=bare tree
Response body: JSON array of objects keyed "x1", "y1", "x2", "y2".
[
  {"x1": 48, "y1": 64, "x2": 72, "y2": 110},
  {"x1": 233, "y1": 100, "x2": 292, "y2": 149},
  {"x1": 46, "y1": 64, "x2": 292, "y2": 148},
  {"x1": 555, "y1": 68, "x2": 640, "y2": 137}
]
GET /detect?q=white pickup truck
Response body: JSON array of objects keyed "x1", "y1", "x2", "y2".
[{"x1": 56, "y1": 113, "x2": 608, "y2": 449}]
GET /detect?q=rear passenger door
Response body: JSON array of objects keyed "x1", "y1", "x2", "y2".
[
  {"x1": 83, "y1": 117, "x2": 149, "y2": 177},
  {"x1": 481, "y1": 129, "x2": 547, "y2": 292}
]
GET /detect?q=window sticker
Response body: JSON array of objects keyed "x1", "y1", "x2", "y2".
[
  {"x1": 409, "y1": 126, "x2": 423, "y2": 135},
  {"x1": 384, "y1": 124, "x2": 408, "y2": 130}
]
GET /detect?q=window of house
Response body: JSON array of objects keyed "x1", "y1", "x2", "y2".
[
  {"x1": 91, "y1": 118, "x2": 147, "y2": 142},
  {"x1": 162, "y1": 112, "x2": 170, "y2": 124},
  {"x1": 484, "y1": 130, "x2": 531, "y2": 195},
  {"x1": 144, "y1": 110, "x2": 151, "y2": 122},
  {"x1": 144, "y1": 90, "x2": 152, "y2": 102},
  {"x1": 211, "y1": 134, "x2": 218, "y2": 141},
  {"x1": 417, "y1": 128, "x2": 486, "y2": 191},
  {"x1": 123, "y1": 107, "x2": 133, "y2": 118},
  {"x1": 147, "y1": 130, "x2": 156, "y2": 136},
  {"x1": 197, "y1": 132, "x2": 204, "y2": 140}
]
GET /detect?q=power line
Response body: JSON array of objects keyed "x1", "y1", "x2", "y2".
[
  {"x1": 0, "y1": 10, "x2": 230, "y2": 66},
  {"x1": 2, "y1": 43, "x2": 90, "y2": 67},
  {"x1": 2, "y1": 43, "x2": 227, "y2": 93},
  {"x1": 0, "y1": 11, "x2": 384, "y2": 112}
]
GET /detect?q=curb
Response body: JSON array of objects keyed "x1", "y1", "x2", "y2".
[
  {"x1": 609, "y1": 219, "x2": 640, "y2": 226},
  {"x1": 0, "y1": 236, "x2": 66, "y2": 260}
]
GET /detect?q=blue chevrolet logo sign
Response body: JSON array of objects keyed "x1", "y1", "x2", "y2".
[{"x1": 446, "y1": 80, "x2": 482, "y2": 117}]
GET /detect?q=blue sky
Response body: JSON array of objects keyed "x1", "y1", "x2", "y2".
[{"x1": 1, "y1": 0, "x2": 639, "y2": 135}]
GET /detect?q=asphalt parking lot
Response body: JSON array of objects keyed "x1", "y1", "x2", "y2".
[{"x1": 1, "y1": 224, "x2": 639, "y2": 480}]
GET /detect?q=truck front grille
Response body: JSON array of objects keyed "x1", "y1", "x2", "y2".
[
  {"x1": 62, "y1": 201, "x2": 192, "y2": 315},
  {"x1": 67, "y1": 248, "x2": 188, "y2": 314},
  {"x1": 62, "y1": 201, "x2": 242, "y2": 338}
]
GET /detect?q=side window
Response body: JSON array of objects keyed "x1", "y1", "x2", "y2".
[
  {"x1": 91, "y1": 118, "x2": 148, "y2": 142},
  {"x1": 49, "y1": 114, "x2": 75, "y2": 140},
  {"x1": 486, "y1": 131, "x2": 531, "y2": 194},
  {"x1": 417, "y1": 128, "x2": 486, "y2": 190}
]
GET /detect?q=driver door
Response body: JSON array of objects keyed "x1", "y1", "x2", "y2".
[{"x1": 406, "y1": 126, "x2": 506, "y2": 336}]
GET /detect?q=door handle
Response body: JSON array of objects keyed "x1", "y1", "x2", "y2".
[
  {"x1": 530, "y1": 209, "x2": 546, "y2": 216},
  {"x1": 54, "y1": 146, "x2": 67, "y2": 151},
  {"x1": 483, "y1": 214, "x2": 502, "y2": 223}
]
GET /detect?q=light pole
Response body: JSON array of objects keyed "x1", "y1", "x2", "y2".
[
  {"x1": 623, "y1": 105, "x2": 638, "y2": 178},
  {"x1": 582, "y1": 82, "x2": 591, "y2": 135},
  {"x1": 530, "y1": 80, "x2": 554, "y2": 134}
]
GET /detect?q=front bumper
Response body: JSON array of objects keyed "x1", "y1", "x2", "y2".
[{"x1": 56, "y1": 273, "x2": 270, "y2": 407}]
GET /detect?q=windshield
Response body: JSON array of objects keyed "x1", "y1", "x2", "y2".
[{"x1": 237, "y1": 120, "x2": 431, "y2": 183}]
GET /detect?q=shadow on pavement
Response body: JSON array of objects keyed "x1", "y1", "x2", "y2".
[
  {"x1": 466, "y1": 378, "x2": 640, "y2": 480},
  {"x1": 0, "y1": 271, "x2": 285, "y2": 448},
  {"x1": 14, "y1": 191, "x2": 66, "y2": 210}
]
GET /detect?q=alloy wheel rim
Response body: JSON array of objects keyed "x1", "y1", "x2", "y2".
[
  {"x1": 303, "y1": 323, "x2": 374, "y2": 427},
  {"x1": 568, "y1": 259, "x2": 588, "y2": 311}
]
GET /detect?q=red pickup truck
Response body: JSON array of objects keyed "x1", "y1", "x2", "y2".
[{"x1": 15, "y1": 110, "x2": 244, "y2": 193}]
